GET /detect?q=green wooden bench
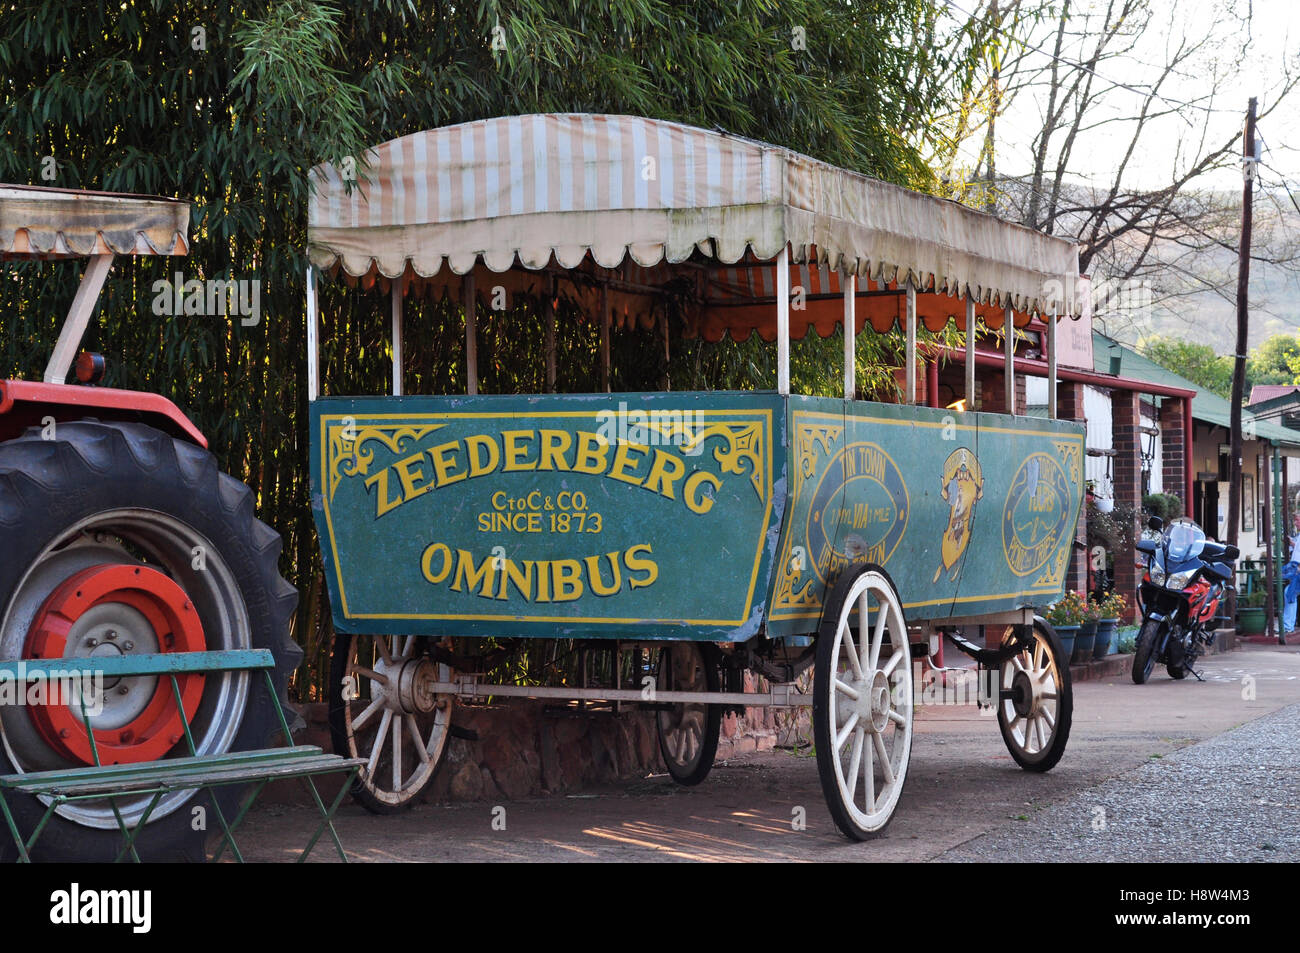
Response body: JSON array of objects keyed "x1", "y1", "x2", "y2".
[{"x1": 0, "y1": 649, "x2": 364, "y2": 863}]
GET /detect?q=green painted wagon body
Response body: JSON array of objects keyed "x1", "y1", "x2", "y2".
[{"x1": 311, "y1": 392, "x2": 1083, "y2": 641}]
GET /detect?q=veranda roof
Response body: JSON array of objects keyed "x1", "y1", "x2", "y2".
[
  {"x1": 307, "y1": 114, "x2": 1084, "y2": 339},
  {"x1": 0, "y1": 184, "x2": 189, "y2": 259}
]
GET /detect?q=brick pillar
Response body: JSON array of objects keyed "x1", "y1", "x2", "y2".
[
  {"x1": 1158, "y1": 397, "x2": 1187, "y2": 518},
  {"x1": 981, "y1": 370, "x2": 1011, "y2": 414},
  {"x1": 1112, "y1": 390, "x2": 1143, "y2": 620},
  {"x1": 1059, "y1": 382, "x2": 1089, "y2": 594},
  {"x1": 1015, "y1": 373, "x2": 1028, "y2": 416}
]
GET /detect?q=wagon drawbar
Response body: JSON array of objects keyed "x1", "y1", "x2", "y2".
[{"x1": 305, "y1": 114, "x2": 1086, "y2": 838}]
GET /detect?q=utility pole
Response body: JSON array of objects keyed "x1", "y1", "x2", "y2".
[{"x1": 1227, "y1": 97, "x2": 1257, "y2": 549}]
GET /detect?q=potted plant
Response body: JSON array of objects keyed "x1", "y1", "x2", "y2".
[
  {"x1": 1236, "y1": 588, "x2": 1267, "y2": 636},
  {"x1": 1073, "y1": 595, "x2": 1099, "y2": 663},
  {"x1": 1093, "y1": 591, "x2": 1127, "y2": 658},
  {"x1": 1045, "y1": 591, "x2": 1086, "y2": 661},
  {"x1": 1086, "y1": 479, "x2": 1114, "y2": 513}
]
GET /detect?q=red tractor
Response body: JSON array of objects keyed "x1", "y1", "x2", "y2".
[{"x1": 0, "y1": 184, "x2": 299, "y2": 860}]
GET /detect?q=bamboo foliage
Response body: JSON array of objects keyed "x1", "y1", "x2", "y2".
[{"x1": 1, "y1": 0, "x2": 995, "y2": 698}]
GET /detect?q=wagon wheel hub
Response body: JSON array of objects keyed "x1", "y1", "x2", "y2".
[
  {"x1": 24, "y1": 563, "x2": 206, "y2": 766},
  {"x1": 1010, "y1": 669, "x2": 1037, "y2": 718},
  {"x1": 397, "y1": 657, "x2": 441, "y2": 715},
  {"x1": 373, "y1": 654, "x2": 444, "y2": 715}
]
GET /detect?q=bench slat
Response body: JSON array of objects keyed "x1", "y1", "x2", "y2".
[
  {"x1": 0, "y1": 746, "x2": 327, "y2": 791},
  {"x1": 0, "y1": 649, "x2": 276, "y2": 680},
  {"x1": 27, "y1": 756, "x2": 365, "y2": 797}
]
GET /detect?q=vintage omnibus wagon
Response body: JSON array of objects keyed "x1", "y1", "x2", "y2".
[{"x1": 306, "y1": 115, "x2": 1086, "y2": 839}]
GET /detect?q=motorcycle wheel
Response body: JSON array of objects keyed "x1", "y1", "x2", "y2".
[
  {"x1": 1131, "y1": 619, "x2": 1162, "y2": 684},
  {"x1": 1167, "y1": 632, "x2": 1203, "y2": 680}
]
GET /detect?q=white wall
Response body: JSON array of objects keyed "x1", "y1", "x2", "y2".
[
  {"x1": 1141, "y1": 408, "x2": 1163, "y2": 494},
  {"x1": 1083, "y1": 385, "x2": 1113, "y2": 497}
]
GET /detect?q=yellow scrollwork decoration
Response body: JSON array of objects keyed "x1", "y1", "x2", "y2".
[{"x1": 328, "y1": 423, "x2": 444, "y2": 501}]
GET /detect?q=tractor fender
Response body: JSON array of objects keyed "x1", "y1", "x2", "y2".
[{"x1": 0, "y1": 379, "x2": 206, "y2": 448}]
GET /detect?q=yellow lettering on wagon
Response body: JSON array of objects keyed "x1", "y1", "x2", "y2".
[
  {"x1": 392, "y1": 452, "x2": 431, "y2": 502},
  {"x1": 537, "y1": 429, "x2": 572, "y2": 471},
  {"x1": 626, "y1": 544, "x2": 658, "y2": 589},
  {"x1": 608, "y1": 442, "x2": 647, "y2": 486},
  {"x1": 584, "y1": 553, "x2": 622, "y2": 596},
  {"x1": 502, "y1": 430, "x2": 537, "y2": 471},
  {"x1": 536, "y1": 561, "x2": 552, "y2": 602},
  {"x1": 643, "y1": 449, "x2": 685, "y2": 499},
  {"x1": 421, "y1": 542, "x2": 453, "y2": 583},
  {"x1": 451, "y1": 548, "x2": 496, "y2": 597},
  {"x1": 465, "y1": 434, "x2": 500, "y2": 477},
  {"x1": 496, "y1": 559, "x2": 534, "y2": 601},
  {"x1": 429, "y1": 440, "x2": 466, "y2": 486},
  {"x1": 421, "y1": 543, "x2": 661, "y2": 601},
  {"x1": 364, "y1": 467, "x2": 402, "y2": 518},
  {"x1": 572, "y1": 432, "x2": 608, "y2": 475},
  {"x1": 683, "y1": 470, "x2": 721, "y2": 514},
  {"x1": 358, "y1": 425, "x2": 738, "y2": 520},
  {"x1": 552, "y1": 559, "x2": 584, "y2": 601}
]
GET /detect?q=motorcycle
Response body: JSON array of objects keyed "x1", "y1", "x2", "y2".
[{"x1": 1133, "y1": 517, "x2": 1237, "y2": 684}]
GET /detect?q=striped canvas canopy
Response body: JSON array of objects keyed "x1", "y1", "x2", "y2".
[
  {"x1": 307, "y1": 114, "x2": 1083, "y2": 338},
  {"x1": 0, "y1": 184, "x2": 189, "y2": 259}
]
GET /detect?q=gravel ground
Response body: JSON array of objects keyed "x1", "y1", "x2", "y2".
[{"x1": 937, "y1": 703, "x2": 1300, "y2": 862}]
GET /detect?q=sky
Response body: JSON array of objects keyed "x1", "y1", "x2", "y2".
[
  {"x1": 962, "y1": 0, "x2": 1300, "y2": 192},
  {"x1": 947, "y1": 0, "x2": 1300, "y2": 350}
]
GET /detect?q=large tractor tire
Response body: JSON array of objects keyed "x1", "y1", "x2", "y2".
[{"x1": 0, "y1": 420, "x2": 299, "y2": 861}]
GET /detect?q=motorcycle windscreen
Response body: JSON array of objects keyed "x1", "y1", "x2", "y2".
[{"x1": 1166, "y1": 523, "x2": 1206, "y2": 563}]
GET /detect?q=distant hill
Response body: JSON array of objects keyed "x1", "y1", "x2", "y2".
[
  {"x1": 1093, "y1": 188, "x2": 1300, "y2": 352},
  {"x1": 989, "y1": 178, "x2": 1300, "y2": 353}
]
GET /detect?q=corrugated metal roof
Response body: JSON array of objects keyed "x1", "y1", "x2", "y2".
[
  {"x1": 1248, "y1": 384, "x2": 1300, "y2": 405},
  {"x1": 1093, "y1": 333, "x2": 1300, "y2": 447}
]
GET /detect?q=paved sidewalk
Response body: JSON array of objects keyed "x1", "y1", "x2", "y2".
[
  {"x1": 236, "y1": 644, "x2": 1300, "y2": 862},
  {"x1": 937, "y1": 703, "x2": 1300, "y2": 862}
]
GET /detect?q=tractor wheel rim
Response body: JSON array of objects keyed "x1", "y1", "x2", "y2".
[
  {"x1": 24, "y1": 563, "x2": 206, "y2": 766},
  {"x1": 0, "y1": 508, "x2": 250, "y2": 830}
]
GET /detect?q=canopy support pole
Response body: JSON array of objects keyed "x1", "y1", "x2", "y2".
[
  {"x1": 600, "y1": 286, "x2": 611, "y2": 393},
  {"x1": 545, "y1": 281, "x2": 556, "y2": 393},
  {"x1": 777, "y1": 246, "x2": 790, "y2": 396},
  {"x1": 1003, "y1": 304, "x2": 1015, "y2": 414},
  {"x1": 1047, "y1": 304, "x2": 1057, "y2": 420},
  {"x1": 661, "y1": 312, "x2": 671, "y2": 391},
  {"x1": 391, "y1": 276, "x2": 403, "y2": 397},
  {"x1": 1274, "y1": 444, "x2": 1286, "y2": 645},
  {"x1": 44, "y1": 254, "x2": 113, "y2": 384},
  {"x1": 306, "y1": 265, "x2": 319, "y2": 401},
  {"x1": 464, "y1": 272, "x2": 478, "y2": 396},
  {"x1": 843, "y1": 273, "x2": 856, "y2": 399},
  {"x1": 905, "y1": 279, "x2": 917, "y2": 404},
  {"x1": 964, "y1": 296, "x2": 976, "y2": 409}
]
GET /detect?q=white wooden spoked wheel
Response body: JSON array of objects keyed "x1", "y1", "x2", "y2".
[
  {"x1": 328, "y1": 633, "x2": 455, "y2": 813},
  {"x1": 814, "y1": 566, "x2": 913, "y2": 840},
  {"x1": 996, "y1": 620, "x2": 1072, "y2": 772}
]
